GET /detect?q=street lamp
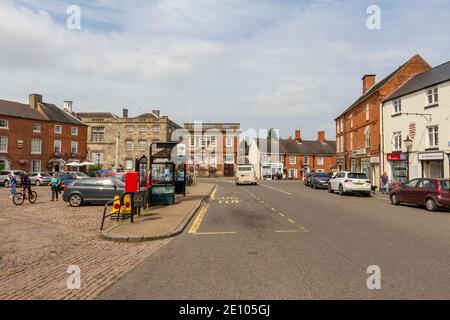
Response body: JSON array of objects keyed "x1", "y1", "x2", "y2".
[{"x1": 403, "y1": 136, "x2": 413, "y2": 181}]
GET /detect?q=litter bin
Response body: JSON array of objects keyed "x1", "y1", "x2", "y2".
[{"x1": 151, "y1": 185, "x2": 175, "y2": 205}]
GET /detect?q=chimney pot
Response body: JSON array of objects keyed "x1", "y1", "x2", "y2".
[
  {"x1": 123, "y1": 108, "x2": 128, "y2": 118},
  {"x1": 362, "y1": 75, "x2": 376, "y2": 95},
  {"x1": 317, "y1": 131, "x2": 326, "y2": 141},
  {"x1": 29, "y1": 93, "x2": 42, "y2": 109},
  {"x1": 295, "y1": 130, "x2": 301, "y2": 140}
]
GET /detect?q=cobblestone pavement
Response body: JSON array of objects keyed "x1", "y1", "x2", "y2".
[{"x1": 0, "y1": 186, "x2": 171, "y2": 300}]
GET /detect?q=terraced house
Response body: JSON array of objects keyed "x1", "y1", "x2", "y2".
[
  {"x1": 335, "y1": 54, "x2": 431, "y2": 188},
  {"x1": 0, "y1": 94, "x2": 87, "y2": 172},
  {"x1": 77, "y1": 109, "x2": 181, "y2": 171}
]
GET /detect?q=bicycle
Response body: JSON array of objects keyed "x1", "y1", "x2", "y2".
[{"x1": 13, "y1": 188, "x2": 38, "y2": 205}]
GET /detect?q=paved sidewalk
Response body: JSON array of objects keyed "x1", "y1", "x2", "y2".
[{"x1": 101, "y1": 183, "x2": 215, "y2": 242}]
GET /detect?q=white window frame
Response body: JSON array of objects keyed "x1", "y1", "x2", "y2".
[
  {"x1": 364, "y1": 126, "x2": 370, "y2": 148},
  {"x1": 190, "y1": 137, "x2": 196, "y2": 147},
  {"x1": 152, "y1": 125, "x2": 161, "y2": 133},
  {"x1": 0, "y1": 136, "x2": 8, "y2": 153},
  {"x1": 125, "y1": 140, "x2": 133, "y2": 151},
  {"x1": 126, "y1": 125, "x2": 133, "y2": 133},
  {"x1": 31, "y1": 139, "x2": 42, "y2": 155},
  {"x1": 0, "y1": 119, "x2": 9, "y2": 129},
  {"x1": 54, "y1": 140, "x2": 62, "y2": 153},
  {"x1": 33, "y1": 123, "x2": 41, "y2": 133},
  {"x1": 427, "y1": 125, "x2": 439, "y2": 148},
  {"x1": 125, "y1": 159, "x2": 133, "y2": 170},
  {"x1": 289, "y1": 156, "x2": 296, "y2": 165},
  {"x1": 139, "y1": 140, "x2": 146, "y2": 151},
  {"x1": 349, "y1": 114, "x2": 353, "y2": 128},
  {"x1": 340, "y1": 119, "x2": 344, "y2": 133},
  {"x1": 91, "y1": 151, "x2": 104, "y2": 165},
  {"x1": 303, "y1": 156, "x2": 309, "y2": 166},
  {"x1": 71, "y1": 127, "x2": 79, "y2": 136},
  {"x1": 139, "y1": 125, "x2": 147, "y2": 132},
  {"x1": 317, "y1": 156, "x2": 324, "y2": 166},
  {"x1": 365, "y1": 104, "x2": 370, "y2": 121},
  {"x1": 226, "y1": 137, "x2": 233, "y2": 148},
  {"x1": 71, "y1": 141, "x2": 79, "y2": 154},
  {"x1": 393, "y1": 99, "x2": 402, "y2": 115},
  {"x1": 392, "y1": 132, "x2": 402, "y2": 151},
  {"x1": 350, "y1": 132, "x2": 353, "y2": 150},
  {"x1": 30, "y1": 160, "x2": 41, "y2": 172},
  {"x1": 210, "y1": 136, "x2": 217, "y2": 147},
  {"x1": 54, "y1": 125, "x2": 62, "y2": 134},
  {"x1": 426, "y1": 87, "x2": 438, "y2": 106},
  {"x1": 224, "y1": 154, "x2": 235, "y2": 164}
]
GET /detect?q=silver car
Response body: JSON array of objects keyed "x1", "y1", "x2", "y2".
[
  {"x1": 0, "y1": 170, "x2": 26, "y2": 187},
  {"x1": 29, "y1": 172, "x2": 52, "y2": 186}
]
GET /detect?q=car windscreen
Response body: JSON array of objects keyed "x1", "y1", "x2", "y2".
[
  {"x1": 315, "y1": 173, "x2": 329, "y2": 178},
  {"x1": 59, "y1": 174, "x2": 73, "y2": 179},
  {"x1": 111, "y1": 178, "x2": 125, "y2": 187},
  {"x1": 348, "y1": 173, "x2": 368, "y2": 179},
  {"x1": 237, "y1": 167, "x2": 253, "y2": 172},
  {"x1": 440, "y1": 180, "x2": 450, "y2": 190}
]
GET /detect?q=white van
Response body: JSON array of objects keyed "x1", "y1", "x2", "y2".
[{"x1": 235, "y1": 165, "x2": 257, "y2": 185}]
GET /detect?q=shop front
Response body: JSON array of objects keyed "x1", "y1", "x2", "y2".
[
  {"x1": 419, "y1": 152, "x2": 445, "y2": 179},
  {"x1": 261, "y1": 162, "x2": 283, "y2": 180},
  {"x1": 387, "y1": 153, "x2": 408, "y2": 184},
  {"x1": 350, "y1": 149, "x2": 367, "y2": 172},
  {"x1": 369, "y1": 156, "x2": 380, "y2": 187},
  {"x1": 336, "y1": 156, "x2": 344, "y2": 172}
]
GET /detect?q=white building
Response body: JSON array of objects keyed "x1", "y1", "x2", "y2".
[
  {"x1": 381, "y1": 60, "x2": 450, "y2": 183},
  {"x1": 248, "y1": 138, "x2": 283, "y2": 180}
]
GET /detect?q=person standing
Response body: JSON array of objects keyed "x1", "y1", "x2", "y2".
[
  {"x1": 50, "y1": 173, "x2": 61, "y2": 201},
  {"x1": 381, "y1": 172, "x2": 389, "y2": 194},
  {"x1": 8, "y1": 173, "x2": 17, "y2": 199}
]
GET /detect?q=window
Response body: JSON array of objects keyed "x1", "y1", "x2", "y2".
[
  {"x1": 288, "y1": 169, "x2": 297, "y2": 178},
  {"x1": 303, "y1": 156, "x2": 309, "y2": 165},
  {"x1": 54, "y1": 140, "x2": 62, "y2": 153},
  {"x1": 190, "y1": 137, "x2": 196, "y2": 147},
  {"x1": 427, "y1": 87, "x2": 438, "y2": 106},
  {"x1": 289, "y1": 156, "x2": 296, "y2": 165},
  {"x1": 427, "y1": 125, "x2": 439, "y2": 148},
  {"x1": 126, "y1": 140, "x2": 133, "y2": 151},
  {"x1": 152, "y1": 125, "x2": 160, "y2": 133},
  {"x1": 340, "y1": 136, "x2": 344, "y2": 153},
  {"x1": 91, "y1": 127, "x2": 105, "y2": 142},
  {"x1": 31, "y1": 139, "x2": 42, "y2": 154},
  {"x1": 226, "y1": 137, "x2": 233, "y2": 148},
  {"x1": 393, "y1": 99, "x2": 401, "y2": 115},
  {"x1": 224, "y1": 154, "x2": 235, "y2": 164},
  {"x1": 337, "y1": 137, "x2": 341, "y2": 154},
  {"x1": 364, "y1": 126, "x2": 370, "y2": 148},
  {"x1": 91, "y1": 152, "x2": 104, "y2": 165},
  {"x1": 340, "y1": 119, "x2": 344, "y2": 133},
  {"x1": 317, "y1": 156, "x2": 324, "y2": 165},
  {"x1": 126, "y1": 125, "x2": 133, "y2": 133},
  {"x1": 71, "y1": 142, "x2": 78, "y2": 154},
  {"x1": 200, "y1": 137, "x2": 207, "y2": 147},
  {"x1": 54, "y1": 125, "x2": 62, "y2": 134},
  {"x1": 417, "y1": 179, "x2": 436, "y2": 190},
  {"x1": 31, "y1": 160, "x2": 41, "y2": 172},
  {"x1": 33, "y1": 123, "x2": 41, "y2": 133},
  {"x1": 71, "y1": 127, "x2": 78, "y2": 136},
  {"x1": 139, "y1": 125, "x2": 146, "y2": 132},
  {"x1": 139, "y1": 140, "x2": 146, "y2": 151},
  {"x1": 0, "y1": 119, "x2": 8, "y2": 129},
  {"x1": 125, "y1": 159, "x2": 133, "y2": 170},
  {"x1": 350, "y1": 132, "x2": 353, "y2": 150},
  {"x1": 210, "y1": 136, "x2": 217, "y2": 147},
  {"x1": 0, "y1": 136, "x2": 7, "y2": 152},
  {"x1": 366, "y1": 104, "x2": 370, "y2": 121},
  {"x1": 349, "y1": 114, "x2": 353, "y2": 128},
  {"x1": 336, "y1": 121, "x2": 340, "y2": 134},
  {"x1": 393, "y1": 132, "x2": 402, "y2": 151}
]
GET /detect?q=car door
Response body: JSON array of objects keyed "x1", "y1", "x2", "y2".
[
  {"x1": 79, "y1": 180, "x2": 101, "y2": 201},
  {"x1": 97, "y1": 179, "x2": 118, "y2": 202},
  {"x1": 399, "y1": 179, "x2": 420, "y2": 203},
  {"x1": 414, "y1": 179, "x2": 436, "y2": 205}
]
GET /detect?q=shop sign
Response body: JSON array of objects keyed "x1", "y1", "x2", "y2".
[
  {"x1": 370, "y1": 156, "x2": 380, "y2": 164},
  {"x1": 387, "y1": 153, "x2": 407, "y2": 161},
  {"x1": 418, "y1": 152, "x2": 444, "y2": 161},
  {"x1": 409, "y1": 121, "x2": 416, "y2": 139},
  {"x1": 351, "y1": 149, "x2": 366, "y2": 157}
]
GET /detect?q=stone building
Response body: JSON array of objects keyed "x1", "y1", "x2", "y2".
[{"x1": 77, "y1": 109, "x2": 181, "y2": 171}]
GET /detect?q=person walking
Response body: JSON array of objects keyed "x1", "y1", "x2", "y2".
[
  {"x1": 49, "y1": 173, "x2": 61, "y2": 201},
  {"x1": 8, "y1": 173, "x2": 17, "y2": 199},
  {"x1": 381, "y1": 172, "x2": 389, "y2": 194}
]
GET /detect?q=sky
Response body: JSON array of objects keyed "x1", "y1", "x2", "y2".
[{"x1": 1, "y1": 0, "x2": 450, "y2": 139}]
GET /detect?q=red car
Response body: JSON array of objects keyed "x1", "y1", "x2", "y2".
[{"x1": 390, "y1": 178, "x2": 450, "y2": 211}]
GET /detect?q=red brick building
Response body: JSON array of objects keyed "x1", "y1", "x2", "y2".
[
  {"x1": 335, "y1": 54, "x2": 430, "y2": 187},
  {"x1": 0, "y1": 94, "x2": 87, "y2": 172}
]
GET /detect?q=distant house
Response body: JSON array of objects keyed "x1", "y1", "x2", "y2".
[
  {"x1": 382, "y1": 60, "x2": 450, "y2": 182},
  {"x1": 335, "y1": 54, "x2": 430, "y2": 187},
  {"x1": 0, "y1": 94, "x2": 87, "y2": 172},
  {"x1": 249, "y1": 130, "x2": 336, "y2": 180}
]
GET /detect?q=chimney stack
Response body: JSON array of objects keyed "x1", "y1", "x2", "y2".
[
  {"x1": 152, "y1": 109, "x2": 161, "y2": 117},
  {"x1": 29, "y1": 93, "x2": 42, "y2": 109},
  {"x1": 63, "y1": 101, "x2": 73, "y2": 113},
  {"x1": 362, "y1": 75, "x2": 376, "y2": 95},
  {"x1": 317, "y1": 131, "x2": 326, "y2": 141},
  {"x1": 295, "y1": 130, "x2": 301, "y2": 141},
  {"x1": 123, "y1": 108, "x2": 128, "y2": 118}
]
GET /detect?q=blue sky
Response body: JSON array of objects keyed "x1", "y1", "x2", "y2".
[{"x1": 1, "y1": 0, "x2": 450, "y2": 139}]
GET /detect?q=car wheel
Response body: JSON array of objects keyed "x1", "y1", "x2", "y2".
[
  {"x1": 390, "y1": 194, "x2": 400, "y2": 205},
  {"x1": 339, "y1": 185, "x2": 344, "y2": 196},
  {"x1": 425, "y1": 198, "x2": 438, "y2": 212},
  {"x1": 36, "y1": 180, "x2": 41, "y2": 186},
  {"x1": 364, "y1": 192, "x2": 371, "y2": 198},
  {"x1": 69, "y1": 194, "x2": 83, "y2": 207},
  {"x1": 328, "y1": 184, "x2": 334, "y2": 193},
  {"x1": 4, "y1": 180, "x2": 9, "y2": 188}
]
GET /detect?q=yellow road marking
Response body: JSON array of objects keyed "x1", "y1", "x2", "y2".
[
  {"x1": 210, "y1": 188, "x2": 217, "y2": 200},
  {"x1": 193, "y1": 231, "x2": 236, "y2": 235},
  {"x1": 274, "y1": 230, "x2": 301, "y2": 233},
  {"x1": 287, "y1": 218, "x2": 296, "y2": 224},
  {"x1": 188, "y1": 204, "x2": 209, "y2": 234}
]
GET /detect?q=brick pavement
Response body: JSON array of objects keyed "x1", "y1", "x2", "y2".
[{"x1": 0, "y1": 186, "x2": 171, "y2": 300}]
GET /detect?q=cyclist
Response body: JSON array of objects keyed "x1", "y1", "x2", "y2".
[
  {"x1": 20, "y1": 173, "x2": 33, "y2": 198},
  {"x1": 8, "y1": 172, "x2": 17, "y2": 199}
]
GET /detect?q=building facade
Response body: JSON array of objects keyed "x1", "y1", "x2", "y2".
[
  {"x1": 183, "y1": 122, "x2": 241, "y2": 177},
  {"x1": 335, "y1": 54, "x2": 431, "y2": 187},
  {"x1": 0, "y1": 94, "x2": 87, "y2": 172},
  {"x1": 77, "y1": 109, "x2": 181, "y2": 171},
  {"x1": 382, "y1": 60, "x2": 450, "y2": 183}
]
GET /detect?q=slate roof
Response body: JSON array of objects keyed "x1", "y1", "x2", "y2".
[
  {"x1": 255, "y1": 138, "x2": 336, "y2": 155},
  {"x1": 385, "y1": 60, "x2": 450, "y2": 102},
  {"x1": 40, "y1": 103, "x2": 85, "y2": 125}
]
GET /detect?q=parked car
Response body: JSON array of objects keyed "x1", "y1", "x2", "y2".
[
  {"x1": 304, "y1": 172, "x2": 315, "y2": 186},
  {"x1": 311, "y1": 172, "x2": 332, "y2": 189},
  {"x1": 328, "y1": 171, "x2": 372, "y2": 197},
  {"x1": 390, "y1": 178, "x2": 450, "y2": 212},
  {"x1": 56, "y1": 172, "x2": 77, "y2": 187},
  {"x1": 235, "y1": 165, "x2": 257, "y2": 185},
  {"x1": 67, "y1": 171, "x2": 90, "y2": 180},
  {"x1": 29, "y1": 172, "x2": 52, "y2": 186},
  {"x1": 63, "y1": 177, "x2": 125, "y2": 207},
  {"x1": 0, "y1": 170, "x2": 26, "y2": 187}
]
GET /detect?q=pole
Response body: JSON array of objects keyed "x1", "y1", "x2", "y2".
[
  {"x1": 183, "y1": 163, "x2": 187, "y2": 196},
  {"x1": 148, "y1": 144, "x2": 153, "y2": 208}
]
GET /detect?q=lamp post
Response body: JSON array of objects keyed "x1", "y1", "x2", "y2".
[{"x1": 403, "y1": 136, "x2": 413, "y2": 181}]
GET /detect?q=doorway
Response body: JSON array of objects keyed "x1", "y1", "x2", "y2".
[{"x1": 224, "y1": 164, "x2": 234, "y2": 177}]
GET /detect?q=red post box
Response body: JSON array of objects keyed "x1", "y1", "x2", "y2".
[{"x1": 125, "y1": 172, "x2": 139, "y2": 193}]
